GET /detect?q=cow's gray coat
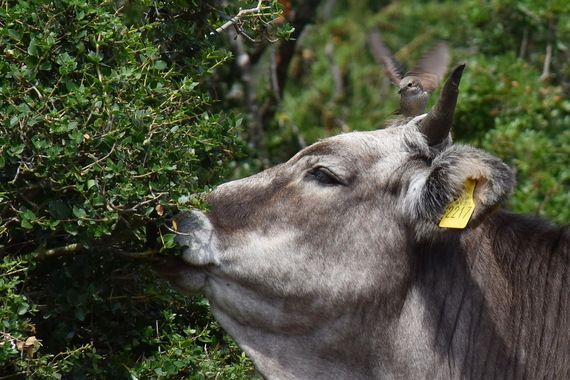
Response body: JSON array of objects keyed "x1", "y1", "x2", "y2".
[{"x1": 158, "y1": 73, "x2": 569, "y2": 379}]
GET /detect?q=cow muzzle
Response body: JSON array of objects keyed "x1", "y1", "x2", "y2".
[{"x1": 173, "y1": 210, "x2": 221, "y2": 267}]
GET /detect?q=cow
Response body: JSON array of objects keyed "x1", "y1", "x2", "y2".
[{"x1": 157, "y1": 65, "x2": 569, "y2": 379}]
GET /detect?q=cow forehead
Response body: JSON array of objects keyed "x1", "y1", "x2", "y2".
[{"x1": 290, "y1": 123, "x2": 428, "y2": 165}]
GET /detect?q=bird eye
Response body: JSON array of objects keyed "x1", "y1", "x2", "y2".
[
  {"x1": 307, "y1": 167, "x2": 344, "y2": 186},
  {"x1": 407, "y1": 82, "x2": 413, "y2": 87}
]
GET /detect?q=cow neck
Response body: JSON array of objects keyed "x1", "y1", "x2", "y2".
[
  {"x1": 466, "y1": 210, "x2": 569, "y2": 378},
  {"x1": 412, "y1": 209, "x2": 569, "y2": 378}
]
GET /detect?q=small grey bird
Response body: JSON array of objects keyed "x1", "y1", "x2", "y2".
[{"x1": 367, "y1": 29, "x2": 450, "y2": 117}]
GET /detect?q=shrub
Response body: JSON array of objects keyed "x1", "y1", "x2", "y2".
[{"x1": 0, "y1": 0, "x2": 269, "y2": 377}]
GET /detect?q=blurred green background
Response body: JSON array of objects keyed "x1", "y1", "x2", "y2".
[{"x1": 1, "y1": 0, "x2": 568, "y2": 378}]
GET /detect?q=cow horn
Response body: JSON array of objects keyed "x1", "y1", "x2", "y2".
[{"x1": 418, "y1": 63, "x2": 466, "y2": 146}]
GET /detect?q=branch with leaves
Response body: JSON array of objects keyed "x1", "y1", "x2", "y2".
[
  {"x1": 214, "y1": 0, "x2": 293, "y2": 43},
  {"x1": 215, "y1": 0, "x2": 267, "y2": 34}
]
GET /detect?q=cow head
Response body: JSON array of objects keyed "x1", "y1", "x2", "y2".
[{"x1": 157, "y1": 65, "x2": 516, "y2": 378}]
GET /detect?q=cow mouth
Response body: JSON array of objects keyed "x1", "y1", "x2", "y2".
[{"x1": 153, "y1": 255, "x2": 209, "y2": 294}]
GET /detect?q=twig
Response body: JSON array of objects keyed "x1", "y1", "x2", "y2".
[
  {"x1": 80, "y1": 143, "x2": 116, "y2": 175},
  {"x1": 215, "y1": 0, "x2": 266, "y2": 33},
  {"x1": 325, "y1": 42, "x2": 344, "y2": 101},
  {"x1": 269, "y1": 46, "x2": 281, "y2": 102},
  {"x1": 156, "y1": 320, "x2": 161, "y2": 353},
  {"x1": 539, "y1": 20, "x2": 555, "y2": 82},
  {"x1": 95, "y1": 33, "x2": 104, "y2": 86},
  {"x1": 1, "y1": 267, "x2": 28, "y2": 277},
  {"x1": 234, "y1": 23, "x2": 260, "y2": 43},
  {"x1": 126, "y1": 192, "x2": 167, "y2": 212},
  {"x1": 48, "y1": 344, "x2": 91, "y2": 363},
  {"x1": 223, "y1": 0, "x2": 320, "y2": 166},
  {"x1": 539, "y1": 43, "x2": 552, "y2": 81},
  {"x1": 34, "y1": 243, "x2": 84, "y2": 260},
  {"x1": 107, "y1": 294, "x2": 156, "y2": 301},
  {"x1": 19, "y1": 191, "x2": 40, "y2": 210},
  {"x1": 130, "y1": 171, "x2": 157, "y2": 179},
  {"x1": 162, "y1": 222, "x2": 194, "y2": 236},
  {"x1": 116, "y1": 248, "x2": 160, "y2": 259},
  {"x1": 30, "y1": 84, "x2": 43, "y2": 99},
  {"x1": 8, "y1": 164, "x2": 21, "y2": 184}
]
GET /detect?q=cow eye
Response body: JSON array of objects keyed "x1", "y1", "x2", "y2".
[{"x1": 307, "y1": 167, "x2": 344, "y2": 186}]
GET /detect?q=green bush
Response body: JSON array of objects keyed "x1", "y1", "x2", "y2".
[
  {"x1": 0, "y1": 0, "x2": 240, "y2": 253},
  {"x1": 0, "y1": 0, "x2": 268, "y2": 377}
]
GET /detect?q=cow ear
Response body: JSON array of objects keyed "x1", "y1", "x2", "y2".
[{"x1": 410, "y1": 145, "x2": 515, "y2": 229}]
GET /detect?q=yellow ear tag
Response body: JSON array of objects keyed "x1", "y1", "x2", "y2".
[{"x1": 438, "y1": 179, "x2": 477, "y2": 229}]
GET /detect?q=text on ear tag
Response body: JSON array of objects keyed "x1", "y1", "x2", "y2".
[{"x1": 438, "y1": 179, "x2": 477, "y2": 229}]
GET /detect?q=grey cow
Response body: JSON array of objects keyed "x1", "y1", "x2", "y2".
[{"x1": 157, "y1": 65, "x2": 569, "y2": 379}]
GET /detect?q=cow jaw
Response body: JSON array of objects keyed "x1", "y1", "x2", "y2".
[{"x1": 173, "y1": 209, "x2": 327, "y2": 330}]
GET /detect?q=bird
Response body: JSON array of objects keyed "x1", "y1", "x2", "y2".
[{"x1": 367, "y1": 29, "x2": 450, "y2": 117}]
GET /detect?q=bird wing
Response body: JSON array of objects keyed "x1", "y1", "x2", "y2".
[
  {"x1": 367, "y1": 28, "x2": 404, "y2": 85},
  {"x1": 408, "y1": 42, "x2": 450, "y2": 92}
]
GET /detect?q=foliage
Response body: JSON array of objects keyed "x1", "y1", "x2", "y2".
[
  {"x1": 0, "y1": 0, "x2": 240, "y2": 256},
  {"x1": 127, "y1": 306, "x2": 256, "y2": 379},
  {"x1": 0, "y1": 257, "x2": 37, "y2": 366},
  {"x1": 457, "y1": 55, "x2": 569, "y2": 221},
  {"x1": 0, "y1": 0, "x2": 286, "y2": 377}
]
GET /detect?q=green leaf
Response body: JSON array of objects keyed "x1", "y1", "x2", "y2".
[
  {"x1": 162, "y1": 234, "x2": 177, "y2": 249},
  {"x1": 21, "y1": 219, "x2": 33, "y2": 229},
  {"x1": 8, "y1": 144, "x2": 25, "y2": 156},
  {"x1": 72, "y1": 207, "x2": 87, "y2": 218},
  {"x1": 87, "y1": 50, "x2": 103, "y2": 63},
  {"x1": 56, "y1": 52, "x2": 78, "y2": 75},
  {"x1": 40, "y1": 61, "x2": 53, "y2": 71},
  {"x1": 64, "y1": 223, "x2": 79, "y2": 236},
  {"x1": 21, "y1": 209, "x2": 37, "y2": 222},
  {"x1": 154, "y1": 60, "x2": 167, "y2": 70},
  {"x1": 27, "y1": 37, "x2": 39, "y2": 56},
  {"x1": 17, "y1": 302, "x2": 29, "y2": 315},
  {"x1": 8, "y1": 29, "x2": 21, "y2": 42}
]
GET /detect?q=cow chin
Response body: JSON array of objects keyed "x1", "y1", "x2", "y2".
[{"x1": 153, "y1": 257, "x2": 208, "y2": 294}]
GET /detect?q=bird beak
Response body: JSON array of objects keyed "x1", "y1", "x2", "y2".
[{"x1": 397, "y1": 87, "x2": 403, "y2": 94}]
